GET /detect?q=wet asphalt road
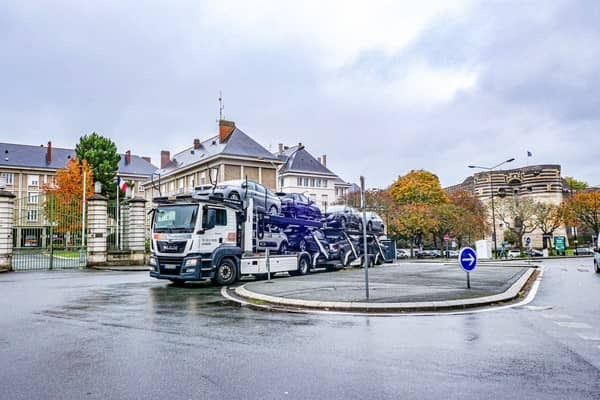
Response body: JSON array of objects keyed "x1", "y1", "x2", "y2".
[{"x1": 0, "y1": 258, "x2": 599, "y2": 400}]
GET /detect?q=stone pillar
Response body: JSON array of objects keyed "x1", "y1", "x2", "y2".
[
  {"x1": 126, "y1": 197, "x2": 147, "y2": 265},
  {"x1": 87, "y1": 194, "x2": 108, "y2": 267},
  {"x1": 0, "y1": 190, "x2": 16, "y2": 271},
  {"x1": 120, "y1": 201, "x2": 130, "y2": 251}
]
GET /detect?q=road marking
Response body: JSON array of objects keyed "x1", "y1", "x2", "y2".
[
  {"x1": 554, "y1": 321, "x2": 593, "y2": 329},
  {"x1": 525, "y1": 305, "x2": 554, "y2": 311},
  {"x1": 576, "y1": 333, "x2": 600, "y2": 341},
  {"x1": 541, "y1": 313, "x2": 572, "y2": 319}
]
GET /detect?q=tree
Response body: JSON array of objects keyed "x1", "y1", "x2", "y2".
[
  {"x1": 566, "y1": 190, "x2": 600, "y2": 234},
  {"x1": 388, "y1": 203, "x2": 435, "y2": 256},
  {"x1": 564, "y1": 177, "x2": 588, "y2": 192},
  {"x1": 496, "y1": 197, "x2": 538, "y2": 250},
  {"x1": 42, "y1": 158, "x2": 94, "y2": 244},
  {"x1": 534, "y1": 202, "x2": 566, "y2": 248},
  {"x1": 447, "y1": 189, "x2": 487, "y2": 247},
  {"x1": 75, "y1": 132, "x2": 121, "y2": 198},
  {"x1": 389, "y1": 170, "x2": 448, "y2": 206},
  {"x1": 428, "y1": 203, "x2": 460, "y2": 251}
]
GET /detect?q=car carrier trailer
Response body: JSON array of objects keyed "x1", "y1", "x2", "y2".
[{"x1": 148, "y1": 192, "x2": 389, "y2": 285}]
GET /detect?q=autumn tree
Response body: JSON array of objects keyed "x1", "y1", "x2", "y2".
[
  {"x1": 534, "y1": 202, "x2": 567, "y2": 247},
  {"x1": 42, "y1": 158, "x2": 94, "y2": 245},
  {"x1": 496, "y1": 197, "x2": 538, "y2": 250},
  {"x1": 75, "y1": 132, "x2": 121, "y2": 198},
  {"x1": 566, "y1": 190, "x2": 600, "y2": 234},
  {"x1": 389, "y1": 170, "x2": 448, "y2": 205},
  {"x1": 447, "y1": 189, "x2": 487, "y2": 247}
]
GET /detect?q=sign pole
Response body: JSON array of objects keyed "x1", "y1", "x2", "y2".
[
  {"x1": 360, "y1": 176, "x2": 369, "y2": 300},
  {"x1": 467, "y1": 272, "x2": 470, "y2": 289}
]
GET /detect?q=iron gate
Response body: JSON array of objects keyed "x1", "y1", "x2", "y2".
[{"x1": 12, "y1": 192, "x2": 87, "y2": 270}]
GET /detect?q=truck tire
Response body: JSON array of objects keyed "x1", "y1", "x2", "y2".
[
  {"x1": 290, "y1": 255, "x2": 310, "y2": 276},
  {"x1": 213, "y1": 258, "x2": 238, "y2": 285}
]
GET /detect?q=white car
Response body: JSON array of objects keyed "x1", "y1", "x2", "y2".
[{"x1": 508, "y1": 249, "x2": 521, "y2": 258}]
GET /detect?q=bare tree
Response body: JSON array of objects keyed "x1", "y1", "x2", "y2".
[{"x1": 496, "y1": 197, "x2": 537, "y2": 250}]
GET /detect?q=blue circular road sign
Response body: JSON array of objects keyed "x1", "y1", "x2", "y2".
[
  {"x1": 525, "y1": 236, "x2": 531, "y2": 246},
  {"x1": 459, "y1": 247, "x2": 478, "y2": 272}
]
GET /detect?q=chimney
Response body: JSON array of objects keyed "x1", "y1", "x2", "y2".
[
  {"x1": 161, "y1": 150, "x2": 170, "y2": 169},
  {"x1": 193, "y1": 138, "x2": 201, "y2": 150},
  {"x1": 278, "y1": 143, "x2": 284, "y2": 153},
  {"x1": 125, "y1": 150, "x2": 131, "y2": 165},
  {"x1": 142, "y1": 156, "x2": 151, "y2": 164},
  {"x1": 322, "y1": 154, "x2": 327, "y2": 167},
  {"x1": 46, "y1": 141, "x2": 52, "y2": 164},
  {"x1": 219, "y1": 119, "x2": 236, "y2": 143}
]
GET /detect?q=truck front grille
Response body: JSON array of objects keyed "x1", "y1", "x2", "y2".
[
  {"x1": 157, "y1": 241, "x2": 187, "y2": 253},
  {"x1": 157, "y1": 256, "x2": 183, "y2": 275}
]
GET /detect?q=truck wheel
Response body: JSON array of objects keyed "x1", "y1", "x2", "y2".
[
  {"x1": 214, "y1": 258, "x2": 238, "y2": 285},
  {"x1": 297, "y1": 255, "x2": 310, "y2": 275},
  {"x1": 278, "y1": 242, "x2": 288, "y2": 254}
]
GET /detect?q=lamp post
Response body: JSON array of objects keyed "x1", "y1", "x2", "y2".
[{"x1": 468, "y1": 158, "x2": 515, "y2": 258}]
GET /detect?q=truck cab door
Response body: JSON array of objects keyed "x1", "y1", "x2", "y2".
[{"x1": 197, "y1": 206, "x2": 238, "y2": 252}]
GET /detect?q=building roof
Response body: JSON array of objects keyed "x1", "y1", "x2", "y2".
[
  {"x1": 155, "y1": 127, "x2": 280, "y2": 176},
  {"x1": 275, "y1": 145, "x2": 337, "y2": 177},
  {"x1": 0, "y1": 142, "x2": 157, "y2": 177}
]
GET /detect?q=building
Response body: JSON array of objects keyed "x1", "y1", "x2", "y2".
[
  {"x1": 273, "y1": 143, "x2": 351, "y2": 211},
  {"x1": 0, "y1": 141, "x2": 156, "y2": 199},
  {"x1": 447, "y1": 164, "x2": 568, "y2": 248},
  {"x1": 141, "y1": 120, "x2": 283, "y2": 201}
]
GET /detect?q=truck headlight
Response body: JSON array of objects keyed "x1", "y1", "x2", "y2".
[
  {"x1": 184, "y1": 258, "x2": 198, "y2": 267},
  {"x1": 149, "y1": 256, "x2": 157, "y2": 267}
]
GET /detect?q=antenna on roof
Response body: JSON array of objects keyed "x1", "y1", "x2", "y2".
[{"x1": 218, "y1": 91, "x2": 224, "y2": 120}]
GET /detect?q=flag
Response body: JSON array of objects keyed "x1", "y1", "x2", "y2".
[
  {"x1": 527, "y1": 151, "x2": 532, "y2": 157},
  {"x1": 117, "y1": 176, "x2": 128, "y2": 192}
]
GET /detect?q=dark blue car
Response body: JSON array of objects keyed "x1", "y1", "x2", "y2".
[{"x1": 277, "y1": 192, "x2": 322, "y2": 220}]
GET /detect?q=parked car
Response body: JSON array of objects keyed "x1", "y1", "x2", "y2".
[
  {"x1": 444, "y1": 250, "x2": 459, "y2": 258},
  {"x1": 284, "y1": 226, "x2": 325, "y2": 254},
  {"x1": 256, "y1": 225, "x2": 288, "y2": 254},
  {"x1": 575, "y1": 247, "x2": 594, "y2": 255},
  {"x1": 508, "y1": 249, "x2": 521, "y2": 258},
  {"x1": 325, "y1": 205, "x2": 362, "y2": 230},
  {"x1": 277, "y1": 192, "x2": 322, "y2": 220},
  {"x1": 195, "y1": 180, "x2": 281, "y2": 214},
  {"x1": 594, "y1": 248, "x2": 600, "y2": 273},
  {"x1": 365, "y1": 211, "x2": 385, "y2": 233},
  {"x1": 396, "y1": 249, "x2": 410, "y2": 259},
  {"x1": 525, "y1": 248, "x2": 543, "y2": 257}
]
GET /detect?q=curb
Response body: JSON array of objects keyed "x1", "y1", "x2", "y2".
[
  {"x1": 90, "y1": 266, "x2": 151, "y2": 272},
  {"x1": 233, "y1": 267, "x2": 535, "y2": 313}
]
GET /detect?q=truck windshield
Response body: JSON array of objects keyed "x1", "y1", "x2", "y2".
[{"x1": 153, "y1": 205, "x2": 198, "y2": 233}]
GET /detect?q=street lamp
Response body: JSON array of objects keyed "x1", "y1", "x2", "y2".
[{"x1": 468, "y1": 157, "x2": 515, "y2": 258}]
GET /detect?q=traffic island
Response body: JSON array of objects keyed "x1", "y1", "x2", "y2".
[{"x1": 229, "y1": 263, "x2": 538, "y2": 314}]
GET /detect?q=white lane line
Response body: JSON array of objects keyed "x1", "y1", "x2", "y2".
[
  {"x1": 525, "y1": 305, "x2": 554, "y2": 311},
  {"x1": 554, "y1": 321, "x2": 593, "y2": 329},
  {"x1": 541, "y1": 313, "x2": 573, "y2": 319},
  {"x1": 576, "y1": 333, "x2": 600, "y2": 341}
]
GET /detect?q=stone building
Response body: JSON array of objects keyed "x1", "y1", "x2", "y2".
[
  {"x1": 273, "y1": 143, "x2": 351, "y2": 211},
  {"x1": 141, "y1": 120, "x2": 283, "y2": 201},
  {"x1": 447, "y1": 164, "x2": 568, "y2": 248}
]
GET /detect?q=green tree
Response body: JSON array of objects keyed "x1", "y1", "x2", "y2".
[
  {"x1": 564, "y1": 177, "x2": 588, "y2": 192},
  {"x1": 447, "y1": 189, "x2": 487, "y2": 247},
  {"x1": 75, "y1": 132, "x2": 121, "y2": 198}
]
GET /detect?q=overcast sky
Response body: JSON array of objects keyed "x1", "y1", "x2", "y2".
[{"x1": 2, "y1": 0, "x2": 599, "y2": 188}]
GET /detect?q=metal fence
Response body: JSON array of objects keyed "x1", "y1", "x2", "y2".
[{"x1": 12, "y1": 192, "x2": 87, "y2": 271}]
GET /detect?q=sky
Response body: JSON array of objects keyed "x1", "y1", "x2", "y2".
[{"x1": 1, "y1": 0, "x2": 599, "y2": 188}]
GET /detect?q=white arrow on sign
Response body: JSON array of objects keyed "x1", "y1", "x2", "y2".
[{"x1": 461, "y1": 253, "x2": 475, "y2": 267}]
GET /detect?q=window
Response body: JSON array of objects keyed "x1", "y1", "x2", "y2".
[
  {"x1": 323, "y1": 180, "x2": 327, "y2": 188},
  {"x1": 1, "y1": 172, "x2": 14, "y2": 185},
  {"x1": 202, "y1": 207, "x2": 227, "y2": 227},
  {"x1": 297, "y1": 177, "x2": 302, "y2": 186},
  {"x1": 304, "y1": 178, "x2": 309, "y2": 186},
  {"x1": 321, "y1": 194, "x2": 328, "y2": 209},
  {"x1": 27, "y1": 209, "x2": 38, "y2": 222},
  {"x1": 27, "y1": 175, "x2": 39, "y2": 187},
  {"x1": 316, "y1": 179, "x2": 321, "y2": 188},
  {"x1": 138, "y1": 185, "x2": 145, "y2": 192},
  {"x1": 27, "y1": 191, "x2": 39, "y2": 204},
  {"x1": 179, "y1": 178, "x2": 185, "y2": 189},
  {"x1": 310, "y1": 178, "x2": 315, "y2": 187}
]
